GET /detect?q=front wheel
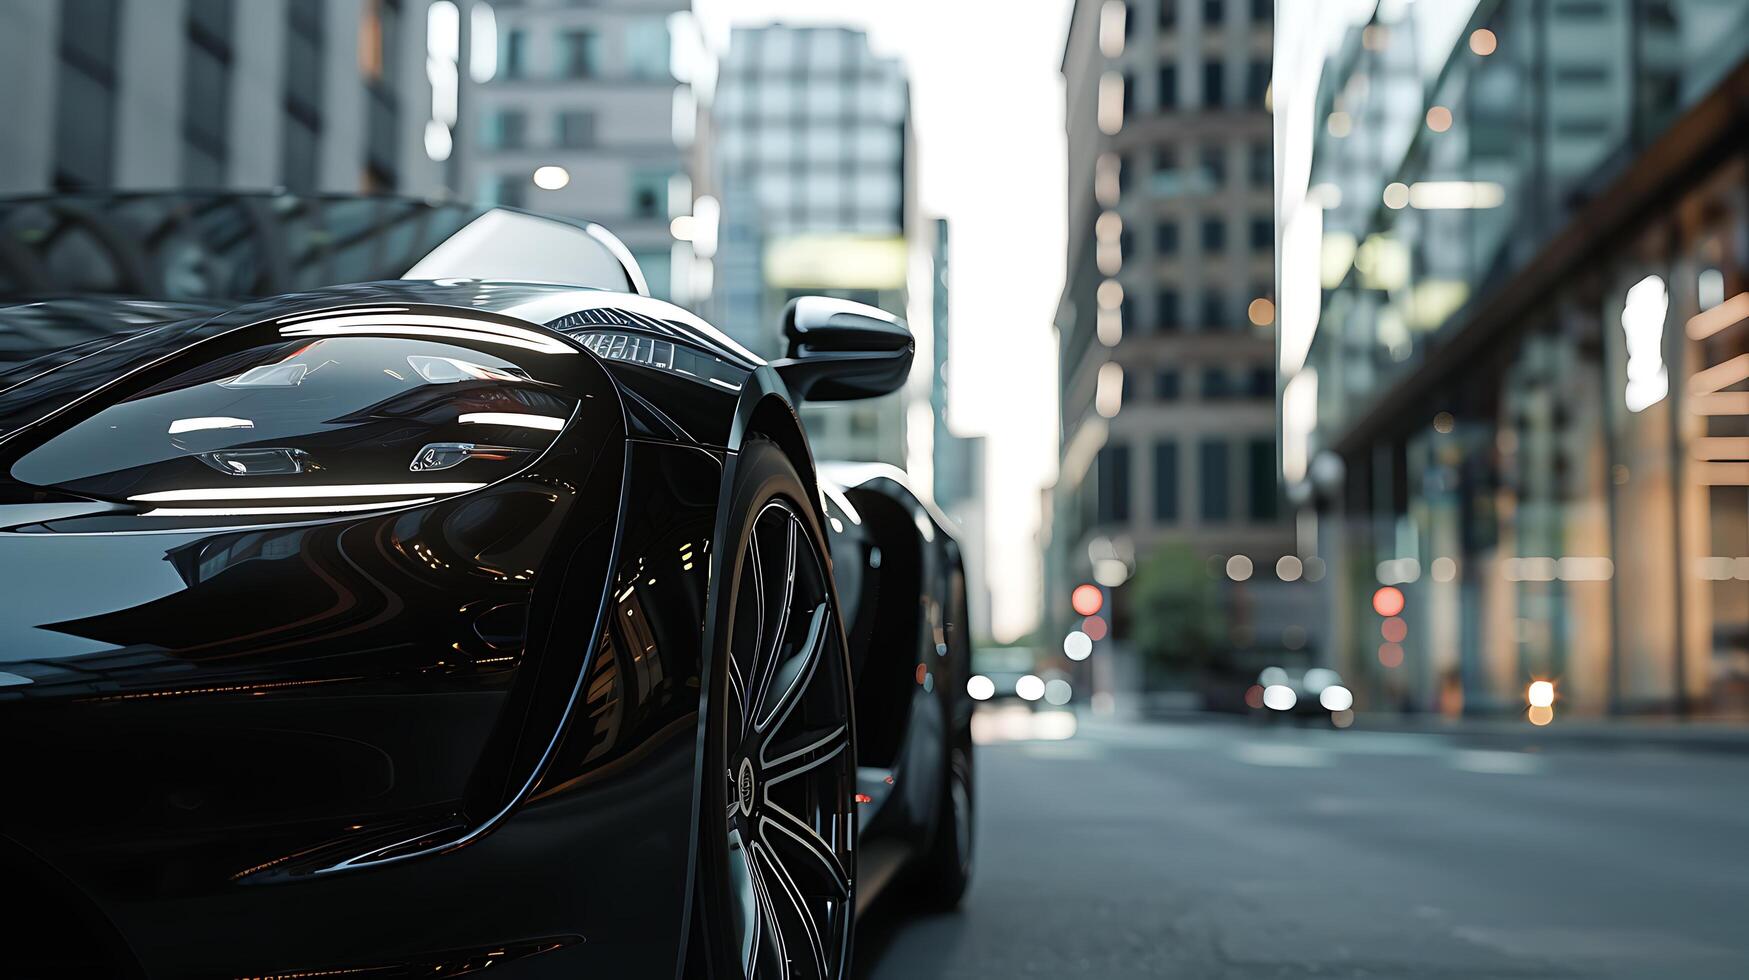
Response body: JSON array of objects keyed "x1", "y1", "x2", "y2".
[{"x1": 698, "y1": 442, "x2": 856, "y2": 979}]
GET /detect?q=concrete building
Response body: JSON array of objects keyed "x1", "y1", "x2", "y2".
[
  {"x1": 1047, "y1": 0, "x2": 1299, "y2": 708},
  {"x1": 0, "y1": 0, "x2": 455, "y2": 198},
  {"x1": 711, "y1": 24, "x2": 917, "y2": 468},
  {"x1": 459, "y1": 0, "x2": 702, "y2": 305}
]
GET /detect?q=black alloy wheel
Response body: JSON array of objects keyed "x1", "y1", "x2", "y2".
[{"x1": 703, "y1": 442, "x2": 856, "y2": 980}]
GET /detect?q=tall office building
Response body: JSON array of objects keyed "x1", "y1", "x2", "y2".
[
  {"x1": 711, "y1": 24, "x2": 918, "y2": 468},
  {"x1": 1278, "y1": 1, "x2": 1749, "y2": 718},
  {"x1": 928, "y1": 219, "x2": 992, "y2": 639},
  {"x1": 1047, "y1": 0, "x2": 1300, "y2": 707},
  {"x1": 0, "y1": 0, "x2": 455, "y2": 198},
  {"x1": 460, "y1": 0, "x2": 703, "y2": 305}
]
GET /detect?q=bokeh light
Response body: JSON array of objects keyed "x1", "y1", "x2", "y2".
[
  {"x1": 1262, "y1": 684, "x2": 1297, "y2": 711},
  {"x1": 1244, "y1": 684, "x2": 1265, "y2": 709},
  {"x1": 1043, "y1": 678, "x2": 1073, "y2": 706},
  {"x1": 1528, "y1": 704, "x2": 1554, "y2": 726},
  {"x1": 966, "y1": 675, "x2": 995, "y2": 701},
  {"x1": 1063, "y1": 630, "x2": 1093, "y2": 661},
  {"x1": 1469, "y1": 28, "x2": 1497, "y2": 56},
  {"x1": 1381, "y1": 616, "x2": 1408, "y2": 643},
  {"x1": 1071, "y1": 583, "x2": 1104, "y2": 616},
  {"x1": 1082, "y1": 614, "x2": 1108, "y2": 641},
  {"x1": 1319, "y1": 685, "x2": 1354, "y2": 712},
  {"x1": 1226, "y1": 554, "x2": 1254, "y2": 581},
  {"x1": 532, "y1": 165, "x2": 571, "y2": 190},
  {"x1": 1425, "y1": 105, "x2": 1453, "y2": 133},
  {"x1": 1015, "y1": 674, "x2": 1045, "y2": 702},
  {"x1": 1527, "y1": 680, "x2": 1556, "y2": 708},
  {"x1": 1378, "y1": 642, "x2": 1404, "y2": 668},
  {"x1": 1372, "y1": 586, "x2": 1405, "y2": 617}
]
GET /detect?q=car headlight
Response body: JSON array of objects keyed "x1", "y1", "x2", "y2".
[{"x1": 3, "y1": 307, "x2": 586, "y2": 523}]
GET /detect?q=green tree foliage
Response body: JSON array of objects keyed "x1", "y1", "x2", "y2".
[{"x1": 1128, "y1": 543, "x2": 1225, "y2": 680}]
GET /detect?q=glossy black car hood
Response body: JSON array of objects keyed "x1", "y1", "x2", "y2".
[{"x1": 0, "y1": 281, "x2": 760, "y2": 451}]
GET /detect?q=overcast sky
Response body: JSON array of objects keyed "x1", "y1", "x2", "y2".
[{"x1": 694, "y1": 0, "x2": 1073, "y2": 642}]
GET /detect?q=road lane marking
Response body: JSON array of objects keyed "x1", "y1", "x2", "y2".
[
  {"x1": 1450, "y1": 750, "x2": 1544, "y2": 775},
  {"x1": 1231, "y1": 743, "x2": 1334, "y2": 768}
]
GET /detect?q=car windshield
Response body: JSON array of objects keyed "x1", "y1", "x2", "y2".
[{"x1": 0, "y1": 193, "x2": 641, "y2": 303}]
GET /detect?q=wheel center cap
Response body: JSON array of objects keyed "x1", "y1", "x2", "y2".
[{"x1": 736, "y1": 757, "x2": 757, "y2": 817}]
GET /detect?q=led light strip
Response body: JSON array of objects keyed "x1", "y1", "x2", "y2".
[
  {"x1": 458, "y1": 412, "x2": 565, "y2": 431},
  {"x1": 142, "y1": 499, "x2": 438, "y2": 518},
  {"x1": 128, "y1": 482, "x2": 485, "y2": 503}
]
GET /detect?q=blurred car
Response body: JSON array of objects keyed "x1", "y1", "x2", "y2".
[
  {"x1": 1246, "y1": 666, "x2": 1354, "y2": 725},
  {"x1": 964, "y1": 646, "x2": 1074, "y2": 709}
]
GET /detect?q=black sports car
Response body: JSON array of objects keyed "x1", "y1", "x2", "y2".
[{"x1": 0, "y1": 193, "x2": 975, "y2": 979}]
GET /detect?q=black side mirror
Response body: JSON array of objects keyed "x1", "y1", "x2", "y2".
[{"x1": 772, "y1": 297, "x2": 914, "y2": 402}]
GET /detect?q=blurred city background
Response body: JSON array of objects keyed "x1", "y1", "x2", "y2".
[{"x1": 5, "y1": 0, "x2": 1749, "y2": 975}]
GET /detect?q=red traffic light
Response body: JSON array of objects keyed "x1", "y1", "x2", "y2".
[
  {"x1": 1071, "y1": 583, "x2": 1103, "y2": 617},
  {"x1": 1372, "y1": 586, "x2": 1405, "y2": 618}
]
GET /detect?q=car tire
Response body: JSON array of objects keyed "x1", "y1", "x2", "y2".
[
  {"x1": 911, "y1": 736, "x2": 974, "y2": 910},
  {"x1": 696, "y1": 439, "x2": 857, "y2": 979}
]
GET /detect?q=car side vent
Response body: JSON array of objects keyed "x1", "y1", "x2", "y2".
[{"x1": 547, "y1": 307, "x2": 678, "y2": 334}]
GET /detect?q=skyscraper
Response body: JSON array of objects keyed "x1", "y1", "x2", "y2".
[
  {"x1": 0, "y1": 0, "x2": 453, "y2": 198},
  {"x1": 460, "y1": 0, "x2": 703, "y2": 304},
  {"x1": 711, "y1": 24, "x2": 917, "y2": 468},
  {"x1": 1048, "y1": 0, "x2": 1298, "y2": 708}
]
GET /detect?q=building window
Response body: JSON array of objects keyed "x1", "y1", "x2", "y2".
[
  {"x1": 1155, "y1": 369, "x2": 1181, "y2": 400},
  {"x1": 1252, "y1": 0, "x2": 1273, "y2": 22},
  {"x1": 1203, "y1": 0, "x2": 1224, "y2": 27},
  {"x1": 1158, "y1": 65, "x2": 1177, "y2": 109},
  {"x1": 283, "y1": 0, "x2": 324, "y2": 192},
  {"x1": 1198, "y1": 439, "x2": 1230, "y2": 522},
  {"x1": 1247, "y1": 59, "x2": 1271, "y2": 105},
  {"x1": 183, "y1": 0, "x2": 234, "y2": 187},
  {"x1": 1152, "y1": 147, "x2": 1182, "y2": 197},
  {"x1": 360, "y1": 0, "x2": 402, "y2": 192},
  {"x1": 561, "y1": 30, "x2": 602, "y2": 79},
  {"x1": 1153, "y1": 441, "x2": 1180, "y2": 522},
  {"x1": 558, "y1": 110, "x2": 596, "y2": 148},
  {"x1": 53, "y1": 0, "x2": 120, "y2": 189},
  {"x1": 1158, "y1": 289, "x2": 1181, "y2": 330},
  {"x1": 1160, "y1": 0, "x2": 1178, "y2": 30},
  {"x1": 1246, "y1": 437, "x2": 1278, "y2": 521},
  {"x1": 503, "y1": 29, "x2": 527, "y2": 79},
  {"x1": 1250, "y1": 142, "x2": 1271, "y2": 189},
  {"x1": 1200, "y1": 146, "x2": 1225, "y2": 188},
  {"x1": 624, "y1": 18, "x2": 670, "y2": 80},
  {"x1": 1156, "y1": 221, "x2": 1179, "y2": 256},
  {"x1": 486, "y1": 109, "x2": 527, "y2": 149},
  {"x1": 1201, "y1": 367, "x2": 1232, "y2": 400},
  {"x1": 1200, "y1": 293, "x2": 1225, "y2": 330},
  {"x1": 1121, "y1": 70, "x2": 1135, "y2": 117},
  {"x1": 1248, "y1": 365, "x2": 1274, "y2": 398},
  {"x1": 630, "y1": 169, "x2": 670, "y2": 219},
  {"x1": 491, "y1": 173, "x2": 525, "y2": 208},
  {"x1": 1202, "y1": 61, "x2": 1225, "y2": 107},
  {"x1": 1097, "y1": 444, "x2": 1132, "y2": 525},
  {"x1": 1200, "y1": 217, "x2": 1226, "y2": 253},
  {"x1": 1250, "y1": 217, "x2": 1272, "y2": 252}
]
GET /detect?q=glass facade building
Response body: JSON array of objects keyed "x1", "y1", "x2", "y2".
[{"x1": 1277, "y1": 0, "x2": 1749, "y2": 717}]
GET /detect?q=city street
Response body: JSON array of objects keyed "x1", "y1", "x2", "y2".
[{"x1": 857, "y1": 712, "x2": 1749, "y2": 979}]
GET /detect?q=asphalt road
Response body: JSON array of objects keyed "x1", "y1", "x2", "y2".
[{"x1": 855, "y1": 710, "x2": 1749, "y2": 979}]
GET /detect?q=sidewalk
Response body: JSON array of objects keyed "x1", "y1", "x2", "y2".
[{"x1": 1128, "y1": 704, "x2": 1749, "y2": 756}]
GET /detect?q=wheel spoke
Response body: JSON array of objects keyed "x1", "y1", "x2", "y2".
[
  {"x1": 755, "y1": 602, "x2": 829, "y2": 734},
  {"x1": 755, "y1": 840, "x2": 829, "y2": 979},
  {"x1": 748, "y1": 843, "x2": 790, "y2": 980},
  {"x1": 750, "y1": 515, "x2": 797, "y2": 719},
  {"x1": 760, "y1": 805, "x2": 850, "y2": 900},
  {"x1": 761, "y1": 723, "x2": 848, "y2": 786}
]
